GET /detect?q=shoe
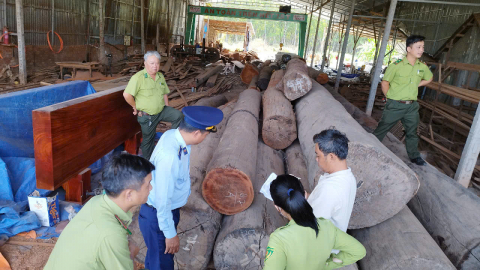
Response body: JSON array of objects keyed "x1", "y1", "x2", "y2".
[{"x1": 410, "y1": 157, "x2": 426, "y2": 166}]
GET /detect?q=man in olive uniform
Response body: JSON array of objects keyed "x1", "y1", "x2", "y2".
[
  {"x1": 44, "y1": 154, "x2": 155, "y2": 270},
  {"x1": 123, "y1": 51, "x2": 184, "y2": 160},
  {"x1": 373, "y1": 35, "x2": 433, "y2": 166}
]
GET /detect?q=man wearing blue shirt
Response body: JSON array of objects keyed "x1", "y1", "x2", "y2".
[{"x1": 138, "y1": 106, "x2": 223, "y2": 270}]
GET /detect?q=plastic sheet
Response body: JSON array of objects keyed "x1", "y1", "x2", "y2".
[
  {"x1": 0, "y1": 200, "x2": 41, "y2": 237},
  {"x1": 0, "y1": 81, "x2": 96, "y2": 158}
]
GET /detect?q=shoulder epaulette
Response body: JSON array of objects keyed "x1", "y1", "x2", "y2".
[{"x1": 393, "y1": 59, "x2": 402, "y2": 65}]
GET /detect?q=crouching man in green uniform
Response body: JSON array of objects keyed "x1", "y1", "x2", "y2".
[
  {"x1": 123, "y1": 51, "x2": 184, "y2": 160},
  {"x1": 373, "y1": 35, "x2": 433, "y2": 166},
  {"x1": 44, "y1": 154, "x2": 155, "y2": 270}
]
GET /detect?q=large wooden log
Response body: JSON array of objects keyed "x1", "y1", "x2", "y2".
[
  {"x1": 351, "y1": 207, "x2": 456, "y2": 270},
  {"x1": 213, "y1": 141, "x2": 286, "y2": 270},
  {"x1": 202, "y1": 89, "x2": 262, "y2": 215},
  {"x1": 262, "y1": 70, "x2": 297, "y2": 150},
  {"x1": 32, "y1": 87, "x2": 140, "y2": 190},
  {"x1": 257, "y1": 65, "x2": 273, "y2": 91},
  {"x1": 277, "y1": 58, "x2": 312, "y2": 101},
  {"x1": 327, "y1": 85, "x2": 480, "y2": 269},
  {"x1": 248, "y1": 75, "x2": 259, "y2": 90},
  {"x1": 295, "y1": 81, "x2": 419, "y2": 229},
  {"x1": 307, "y1": 66, "x2": 329, "y2": 85},
  {"x1": 194, "y1": 94, "x2": 228, "y2": 107},
  {"x1": 174, "y1": 102, "x2": 236, "y2": 270},
  {"x1": 284, "y1": 140, "x2": 310, "y2": 193},
  {"x1": 240, "y1": 63, "x2": 259, "y2": 84},
  {"x1": 194, "y1": 65, "x2": 223, "y2": 87}
]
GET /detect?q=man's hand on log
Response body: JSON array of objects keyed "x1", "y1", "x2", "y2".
[{"x1": 165, "y1": 235, "x2": 180, "y2": 254}]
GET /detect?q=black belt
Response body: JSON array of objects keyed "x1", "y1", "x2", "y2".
[{"x1": 389, "y1": 99, "x2": 415, "y2": 105}]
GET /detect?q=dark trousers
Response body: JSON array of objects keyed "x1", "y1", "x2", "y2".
[
  {"x1": 137, "y1": 106, "x2": 183, "y2": 160},
  {"x1": 373, "y1": 99, "x2": 420, "y2": 159},
  {"x1": 139, "y1": 204, "x2": 180, "y2": 270}
]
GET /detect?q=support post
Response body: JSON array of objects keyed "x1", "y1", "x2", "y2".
[
  {"x1": 304, "y1": 0, "x2": 316, "y2": 58},
  {"x1": 98, "y1": 0, "x2": 105, "y2": 65},
  {"x1": 310, "y1": 2, "x2": 323, "y2": 67},
  {"x1": 15, "y1": 0, "x2": 27, "y2": 85},
  {"x1": 455, "y1": 104, "x2": 480, "y2": 188},
  {"x1": 365, "y1": 0, "x2": 398, "y2": 116},
  {"x1": 298, "y1": 22, "x2": 307, "y2": 57},
  {"x1": 51, "y1": 0, "x2": 54, "y2": 46},
  {"x1": 334, "y1": 0, "x2": 355, "y2": 92},
  {"x1": 156, "y1": 23, "x2": 159, "y2": 51},
  {"x1": 321, "y1": 0, "x2": 335, "y2": 72},
  {"x1": 141, "y1": 0, "x2": 145, "y2": 54}
]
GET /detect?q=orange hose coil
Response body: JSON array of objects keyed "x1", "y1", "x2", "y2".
[{"x1": 47, "y1": 31, "x2": 63, "y2": 54}]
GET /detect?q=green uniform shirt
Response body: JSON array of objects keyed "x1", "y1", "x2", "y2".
[
  {"x1": 44, "y1": 195, "x2": 134, "y2": 270},
  {"x1": 383, "y1": 57, "x2": 433, "y2": 101},
  {"x1": 263, "y1": 218, "x2": 366, "y2": 270},
  {"x1": 125, "y1": 69, "x2": 170, "y2": 115}
]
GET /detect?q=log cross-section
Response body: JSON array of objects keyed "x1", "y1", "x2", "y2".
[{"x1": 262, "y1": 70, "x2": 297, "y2": 150}]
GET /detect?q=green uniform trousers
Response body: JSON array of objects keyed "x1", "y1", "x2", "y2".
[
  {"x1": 373, "y1": 99, "x2": 420, "y2": 159},
  {"x1": 137, "y1": 106, "x2": 184, "y2": 160}
]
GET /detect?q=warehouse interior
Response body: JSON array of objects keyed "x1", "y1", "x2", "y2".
[{"x1": 1, "y1": 0, "x2": 480, "y2": 269}]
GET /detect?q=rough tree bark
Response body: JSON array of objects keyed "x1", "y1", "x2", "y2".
[
  {"x1": 202, "y1": 89, "x2": 262, "y2": 215},
  {"x1": 174, "y1": 102, "x2": 236, "y2": 270},
  {"x1": 351, "y1": 207, "x2": 456, "y2": 270},
  {"x1": 194, "y1": 94, "x2": 228, "y2": 107},
  {"x1": 328, "y1": 85, "x2": 480, "y2": 269},
  {"x1": 257, "y1": 65, "x2": 273, "y2": 91},
  {"x1": 276, "y1": 58, "x2": 312, "y2": 101},
  {"x1": 248, "y1": 75, "x2": 259, "y2": 90},
  {"x1": 213, "y1": 141, "x2": 286, "y2": 270},
  {"x1": 284, "y1": 140, "x2": 310, "y2": 193},
  {"x1": 262, "y1": 70, "x2": 297, "y2": 150},
  {"x1": 295, "y1": 81, "x2": 419, "y2": 229}
]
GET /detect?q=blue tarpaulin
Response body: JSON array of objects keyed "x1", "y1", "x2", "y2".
[
  {"x1": 0, "y1": 80, "x2": 96, "y2": 158},
  {"x1": 0, "y1": 81, "x2": 96, "y2": 236}
]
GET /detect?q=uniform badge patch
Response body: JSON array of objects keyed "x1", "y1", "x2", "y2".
[{"x1": 265, "y1": 247, "x2": 274, "y2": 262}]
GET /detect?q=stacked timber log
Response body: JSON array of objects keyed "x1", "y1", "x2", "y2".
[
  {"x1": 213, "y1": 141, "x2": 286, "y2": 269},
  {"x1": 351, "y1": 207, "x2": 456, "y2": 269},
  {"x1": 295, "y1": 80, "x2": 419, "y2": 228},
  {"x1": 194, "y1": 94, "x2": 228, "y2": 107},
  {"x1": 284, "y1": 141, "x2": 310, "y2": 193},
  {"x1": 202, "y1": 89, "x2": 262, "y2": 215},
  {"x1": 277, "y1": 58, "x2": 312, "y2": 101},
  {"x1": 257, "y1": 65, "x2": 273, "y2": 90},
  {"x1": 307, "y1": 66, "x2": 329, "y2": 85},
  {"x1": 240, "y1": 63, "x2": 260, "y2": 84},
  {"x1": 262, "y1": 70, "x2": 297, "y2": 150},
  {"x1": 327, "y1": 87, "x2": 480, "y2": 269},
  {"x1": 175, "y1": 102, "x2": 236, "y2": 270},
  {"x1": 248, "y1": 75, "x2": 259, "y2": 90},
  {"x1": 194, "y1": 65, "x2": 224, "y2": 87},
  {"x1": 167, "y1": 74, "x2": 237, "y2": 110}
]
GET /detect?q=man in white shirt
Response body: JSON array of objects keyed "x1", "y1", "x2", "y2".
[{"x1": 306, "y1": 128, "x2": 356, "y2": 233}]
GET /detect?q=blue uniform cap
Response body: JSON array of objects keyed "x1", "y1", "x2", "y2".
[{"x1": 182, "y1": 106, "x2": 224, "y2": 133}]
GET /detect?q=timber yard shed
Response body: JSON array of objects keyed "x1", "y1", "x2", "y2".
[{"x1": 0, "y1": 0, "x2": 480, "y2": 269}]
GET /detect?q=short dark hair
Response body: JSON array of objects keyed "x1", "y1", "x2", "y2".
[
  {"x1": 406, "y1": 35, "x2": 425, "y2": 48},
  {"x1": 270, "y1": 174, "x2": 319, "y2": 236},
  {"x1": 313, "y1": 128, "x2": 349, "y2": 160},
  {"x1": 101, "y1": 153, "x2": 155, "y2": 197},
  {"x1": 178, "y1": 118, "x2": 208, "y2": 134}
]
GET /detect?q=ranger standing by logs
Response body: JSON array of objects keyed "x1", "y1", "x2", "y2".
[
  {"x1": 138, "y1": 106, "x2": 223, "y2": 270},
  {"x1": 123, "y1": 51, "x2": 184, "y2": 160},
  {"x1": 373, "y1": 35, "x2": 433, "y2": 166}
]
